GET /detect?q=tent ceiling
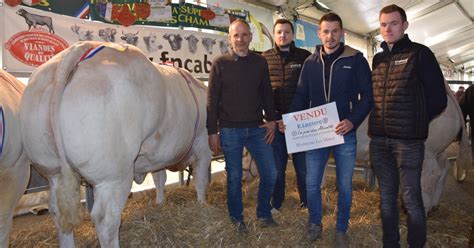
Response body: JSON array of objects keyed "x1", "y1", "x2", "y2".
[{"x1": 248, "y1": 0, "x2": 474, "y2": 73}]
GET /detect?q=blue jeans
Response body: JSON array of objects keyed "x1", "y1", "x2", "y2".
[
  {"x1": 370, "y1": 137, "x2": 426, "y2": 248},
  {"x1": 271, "y1": 129, "x2": 306, "y2": 209},
  {"x1": 306, "y1": 132, "x2": 356, "y2": 233},
  {"x1": 220, "y1": 127, "x2": 277, "y2": 221}
]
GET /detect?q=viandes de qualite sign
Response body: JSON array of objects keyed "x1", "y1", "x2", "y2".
[{"x1": 5, "y1": 30, "x2": 69, "y2": 67}]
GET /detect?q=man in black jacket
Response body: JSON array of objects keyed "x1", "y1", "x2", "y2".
[
  {"x1": 262, "y1": 19, "x2": 311, "y2": 213},
  {"x1": 369, "y1": 5, "x2": 447, "y2": 248}
]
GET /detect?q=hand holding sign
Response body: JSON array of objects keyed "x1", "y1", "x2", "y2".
[
  {"x1": 335, "y1": 119, "x2": 354, "y2": 136},
  {"x1": 282, "y1": 102, "x2": 344, "y2": 154}
]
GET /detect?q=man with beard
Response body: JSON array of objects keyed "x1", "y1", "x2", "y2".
[{"x1": 262, "y1": 19, "x2": 311, "y2": 213}]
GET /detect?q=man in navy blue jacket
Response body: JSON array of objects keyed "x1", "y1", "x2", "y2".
[{"x1": 289, "y1": 13, "x2": 373, "y2": 246}]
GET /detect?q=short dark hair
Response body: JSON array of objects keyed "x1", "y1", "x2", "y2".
[
  {"x1": 379, "y1": 4, "x2": 407, "y2": 22},
  {"x1": 319, "y1": 12, "x2": 343, "y2": 29},
  {"x1": 273, "y1": 19, "x2": 294, "y2": 33},
  {"x1": 228, "y1": 19, "x2": 251, "y2": 33}
]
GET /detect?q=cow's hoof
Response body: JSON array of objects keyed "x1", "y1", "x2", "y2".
[
  {"x1": 453, "y1": 160, "x2": 468, "y2": 182},
  {"x1": 29, "y1": 205, "x2": 49, "y2": 215},
  {"x1": 427, "y1": 204, "x2": 440, "y2": 216}
]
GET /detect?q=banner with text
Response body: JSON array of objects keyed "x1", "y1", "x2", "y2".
[
  {"x1": 89, "y1": 1, "x2": 248, "y2": 32},
  {"x1": 282, "y1": 102, "x2": 344, "y2": 154},
  {"x1": 2, "y1": 5, "x2": 227, "y2": 78}
]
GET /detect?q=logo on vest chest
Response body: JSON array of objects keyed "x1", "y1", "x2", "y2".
[
  {"x1": 394, "y1": 58, "x2": 408, "y2": 65},
  {"x1": 290, "y1": 64, "x2": 302, "y2": 68},
  {"x1": 343, "y1": 65, "x2": 352, "y2": 69}
]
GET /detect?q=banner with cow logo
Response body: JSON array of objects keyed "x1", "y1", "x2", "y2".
[{"x1": 2, "y1": 5, "x2": 230, "y2": 78}]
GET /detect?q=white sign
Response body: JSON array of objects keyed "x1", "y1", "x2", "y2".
[{"x1": 282, "y1": 102, "x2": 344, "y2": 154}]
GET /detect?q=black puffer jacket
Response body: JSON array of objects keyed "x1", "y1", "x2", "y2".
[
  {"x1": 262, "y1": 42, "x2": 311, "y2": 119},
  {"x1": 368, "y1": 35, "x2": 447, "y2": 140}
]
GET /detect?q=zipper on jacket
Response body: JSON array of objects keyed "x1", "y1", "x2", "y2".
[
  {"x1": 280, "y1": 54, "x2": 286, "y2": 86},
  {"x1": 327, "y1": 56, "x2": 345, "y2": 103},
  {"x1": 382, "y1": 56, "x2": 391, "y2": 135},
  {"x1": 321, "y1": 52, "x2": 328, "y2": 102},
  {"x1": 320, "y1": 46, "x2": 352, "y2": 103}
]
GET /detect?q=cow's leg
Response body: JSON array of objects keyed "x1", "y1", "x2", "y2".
[
  {"x1": 430, "y1": 152, "x2": 451, "y2": 211},
  {"x1": 421, "y1": 150, "x2": 451, "y2": 214},
  {"x1": 192, "y1": 137, "x2": 212, "y2": 203},
  {"x1": 0, "y1": 155, "x2": 29, "y2": 248},
  {"x1": 91, "y1": 172, "x2": 133, "y2": 248},
  {"x1": 152, "y1": 170, "x2": 166, "y2": 204},
  {"x1": 420, "y1": 156, "x2": 435, "y2": 214},
  {"x1": 48, "y1": 175, "x2": 76, "y2": 247}
]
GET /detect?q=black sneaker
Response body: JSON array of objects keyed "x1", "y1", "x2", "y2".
[
  {"x1": 297, "y1": 202, "x2": 307, "y2": 210},
  {"x1": 335, "y1": 231, "x2": 349, "y2": 248},
  {"x1": 231, "y1": 219, "x2": 248, "y2": 233},
  {"x1": 305, "y1": 223, "x2": 322, "y2": 241},
  {"x1": 258, "y1": 217, "x2": 278, "y2": 228},
  {"x1": 236, "y1": 222, "x2": 248, "y2": 233}
]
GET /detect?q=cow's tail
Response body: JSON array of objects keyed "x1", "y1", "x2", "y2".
[
  {"x1": 49, "y1": 42, "x2": 97, "y2": 232},
  {"x1": 445, "y1": 83, "x2": 472, "y2": 173}
]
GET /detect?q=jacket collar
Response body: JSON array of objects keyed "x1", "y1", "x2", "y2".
[
  {"x1": 381, "y1": 34, "x2": 411, "y2": 54},
  {"x1": 273, "y1": 41, "x2": 296, "y2": 54},
  {"x1": 315, "y1": 43, "x2": 359, "y2": 59}
]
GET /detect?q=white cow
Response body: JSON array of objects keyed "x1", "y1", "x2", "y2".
[
  {"x1": 20, "y1": 41, "x2": 212, "y2": 247},
  {"x1": 0, "y1": 69, "x2": 30, "y2": 247}
]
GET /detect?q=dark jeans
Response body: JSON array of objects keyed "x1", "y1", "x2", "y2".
[
  {"x1": 220, "y1": 127, "x2": 277, "y2": 221},
  {"x1": 370, "y1": 137, "x2": 426, "y2": 248},
  {"x1": 271, "y1": 130, "x2": 306, "y2": 209}
]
